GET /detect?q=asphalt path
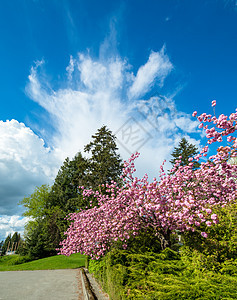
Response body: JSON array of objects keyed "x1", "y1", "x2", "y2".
[{"x1": 0, "y1": 269, "x2": 84, "y2": 300}]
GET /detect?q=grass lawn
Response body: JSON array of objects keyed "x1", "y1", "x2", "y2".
[{"x1": 0, "y1": 253, "x2": 85, "y2": 271}]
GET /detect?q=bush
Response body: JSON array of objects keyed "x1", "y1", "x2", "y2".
[
  {"x1": 0, "y1": 255, "x2": 33, "y2": 266},
  {"x1": 181, "y1": 203, "x2": 237, "y2": 273},
  {"x1": 88, "y1": 247, "x2": 237, "y2": 300},
  {"x1": 8, "y1": 255, "x2": 33, "y2": 265}
]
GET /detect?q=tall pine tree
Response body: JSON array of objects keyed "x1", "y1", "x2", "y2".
[
  {"x1": 84, "y1": 125, "x2": 123, "y2": 189},
  {"x1": 170, "y1": 137, "x2": 200, "y2": 170}
]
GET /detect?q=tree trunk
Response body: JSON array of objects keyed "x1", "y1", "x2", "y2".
[{"x1": 157, "y1": 231, "x2": 171, "y2": 250}]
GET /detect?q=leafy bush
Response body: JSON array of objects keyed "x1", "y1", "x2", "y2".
[
  {"x1": 8, "y1": 255, "x2": 33, "y2": 265},
  {"x1": 0, "y1": 255, "x2": 33, "y2": 266},
  {"x1": 88, "y1": 248, "x2": 237, "y2": 300},
  {"x1": 181, "y1": 203, "x2": 237, "y2": 273}
]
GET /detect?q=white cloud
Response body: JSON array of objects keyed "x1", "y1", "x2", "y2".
[
  {"x1": 0, "y1": 215, "x2": 29, "y2": 240},
  {"x1": 66, "y1": 55, "x2": 75, "y2": 81},
  {"x1": 26, "y1": 49, "x2": 200, "y2": 176},
  {"x1": 128, "y1": 47, "x2": 173, "y2": 99},
  {"x1": 174, "y1": 115, "x2": 200, "y2": 133},
  {"x1": 0, "y1": 120, "x2": 60, "y2": 217}
]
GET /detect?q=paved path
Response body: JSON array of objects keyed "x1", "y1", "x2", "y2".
[{"x1": 0, "y1": 269, "x2": 84, "y2": 300}]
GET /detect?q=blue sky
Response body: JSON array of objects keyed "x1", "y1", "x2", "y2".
[{"x1": 0, "y1": 0, "x2": 236, "y2": 240}]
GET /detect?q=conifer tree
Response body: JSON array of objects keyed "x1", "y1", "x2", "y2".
[
  {"x1": 84, "y1": 125, "x2": 123, "y2": 189},
  {"x1": 49, "y1": 152, "x2": 88, "y2": 212},
  {"x1": 170, "y1": 137, "x2": 200, "y2": 170}
]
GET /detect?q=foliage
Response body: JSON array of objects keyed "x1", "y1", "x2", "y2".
[
  {"x1": 84, "y1": 125, "x2": 123, "y2": 189},
  {"x1": 89, "y1": 248, "x2": 237, "y2": 300},
  {"x1": 181, "y1": 203, "x2": 237, "y2": 273},
  {"x1": 0, "y1": 253, "x2": 85, "y2": 271},
  {"x1": 19, "y1": 184, "x2": 51, "y2": 218},
  {"x1": 49, "y1": 152, "x2": 88, "y2": 211},
  {"x1": 23, "y1": 219, "x2": 56, "y2": 259},
  {"x1": 169, "y1": 137, "x2": 200, "y2": 170},
  {"x1": 18, "y1": 185, "x2": 59, "y2": 258},
  {"x1": 124, "y1": 228, "x2": 162, "y2": 253},
  {"x1": 1, "y1": 234, "x2": 11, "y2": 255},
  {"x1": 0, "y1": 255, "x2": 33, "y2": 266}
]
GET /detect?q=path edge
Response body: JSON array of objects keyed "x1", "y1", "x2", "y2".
[{"x1": 80, "y1": 268, "x2": 97, "y2": 300}]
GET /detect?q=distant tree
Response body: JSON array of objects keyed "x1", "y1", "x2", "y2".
[
  {"x1": 1, "y1": 234, "x2": 11, "y2": 255},
  {"x1": 11, "y1": 232, "x2": 21, "y2": 252},
  {"x1": 170, "y1": 138, "x2": 200, "y2": 171},
  {"x1": 84, "y1": 125, "x2": 123, "y2": 189}
]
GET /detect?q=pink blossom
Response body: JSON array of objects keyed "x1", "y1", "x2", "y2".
[
  {"x1": 211, "y1": 214, "x2": 218, "y2": 220},
  {"x1": 59, "y1": 105, "x2": 237, "y2": 259}
]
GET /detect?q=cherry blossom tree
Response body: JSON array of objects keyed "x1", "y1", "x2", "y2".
[{"x1": 60, "y1": 103, "x2": 237, "y2": 259}]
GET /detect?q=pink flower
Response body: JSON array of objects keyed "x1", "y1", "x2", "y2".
[
  {"x1": 192, "y1": 111, "x2": 197, "y2": 117},
  {"x1": 201, "y1": 232, "x2": 208, "y2": 238},
  {"x1": 199, "y1": 123, "x2": 204, "y2": 129},
  {"x1": 211, "y1": 214, "x2": 218, "y2": 220}
]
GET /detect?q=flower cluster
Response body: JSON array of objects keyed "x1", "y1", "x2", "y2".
[{"x1": 60, "y1": 103, "x2": 237, "y2": 259}]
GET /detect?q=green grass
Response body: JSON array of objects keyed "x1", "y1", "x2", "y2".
[{"x1": 0, "y1": 253, "x2": 85, "y2": 271}]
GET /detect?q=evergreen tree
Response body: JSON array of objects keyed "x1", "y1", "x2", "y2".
[
  {"x1": 11, "y1": 232, "x2": 21, "y2": 252},
  {"x1": 23, "y1": 219, "x2": 54, "y2": 259},
  {"x1": 49, "y1": 152, "x2": 88, "y2": 212},
  {"x1": 170, "y1": 138, "x2": 200, "y2": 170},
  {"x1": 1, "y1": 234, "x2": 11, "y2": 255},
  {"x1": 84, "y1": 125, "x2": 123, "y2": 189}
]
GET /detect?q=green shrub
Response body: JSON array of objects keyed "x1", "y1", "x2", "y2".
[
  {"x1": 124, "y1": 228, "x2": 162, "y2": 253},
  {"x1": 0, "y1": 255, "x2": 33, "y2": 266},
  {"x1": 87, "y1": 204, "x2": 237, "y2": 299},
  {"x1": 219, "y1": 259, "x2": 237, "y2": 276},
  {"x1": 181, "y1": 203, "x2": 237, "y2": 273},
  {"x1": 89, "y1": 247, "x2": 237, "y2": 300},
  {"x1": 8, "y1": 255, "x2": 33, "y2": 265}
]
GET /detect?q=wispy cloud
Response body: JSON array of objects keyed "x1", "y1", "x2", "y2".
[
  {"x1": 128, "y1": 47, "x2": 173, "y2": 99},
  {"x1": 26, "y1": 46, "x2": 199, "y2": 176}
]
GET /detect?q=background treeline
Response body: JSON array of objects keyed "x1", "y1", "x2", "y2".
[
  {"x1": 17, "y1": 125, "x2": 123, "y2": 259},
  {"x1": 0, "y1": 232, "x2": 22, "y2": 255}
]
